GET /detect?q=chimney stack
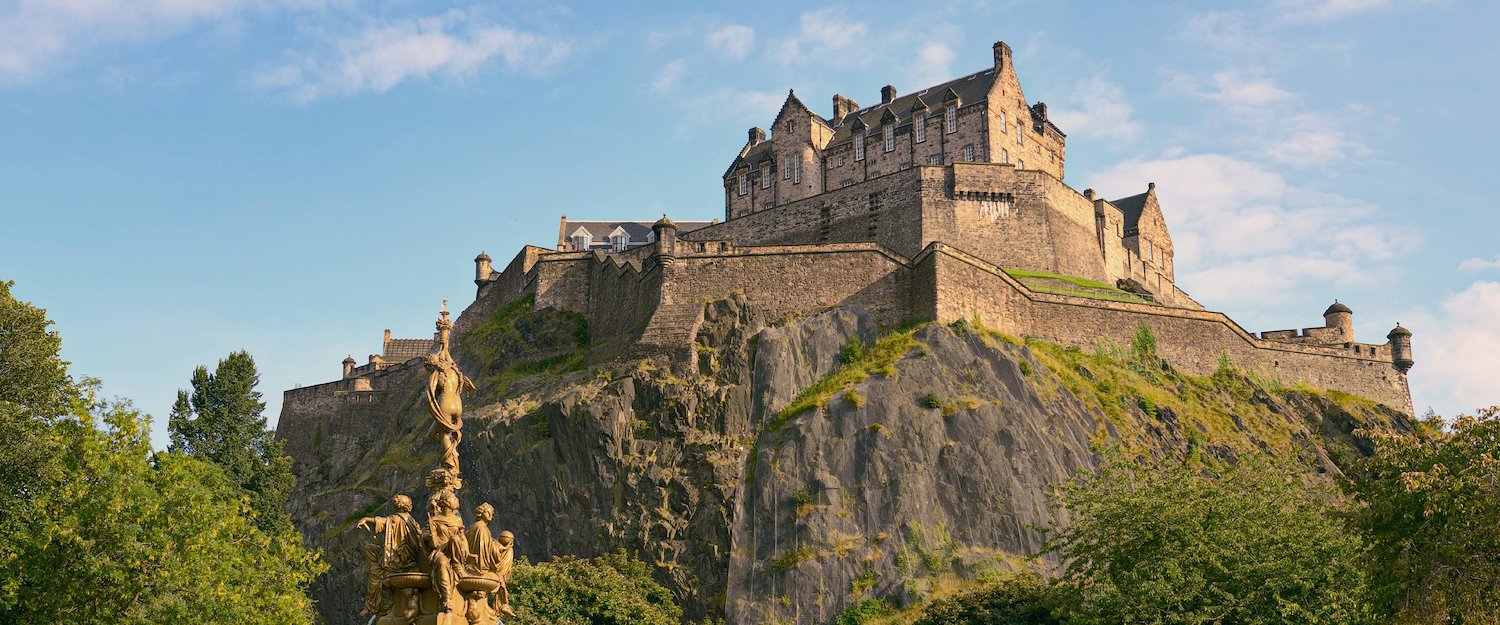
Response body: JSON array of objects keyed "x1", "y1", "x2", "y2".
[
  {"x1": 832, "y1": 94, "x2": 860, "y2": 120},
  {"x1": 881, "y1": 84, "x2": 897, "y2": 104},
  {"x1": 993, "y1": 40, "x2": 1012, "y2": 71},
  {"x1": 748, "y1": 126, "x2": 766, "y2": 144}
]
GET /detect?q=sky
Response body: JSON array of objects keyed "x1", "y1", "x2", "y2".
[{"x1": 1, "y1": 0, "x2": 1496, "y2": 450}]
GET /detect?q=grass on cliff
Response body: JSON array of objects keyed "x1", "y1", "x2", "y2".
[
  {"x1": 769, "y1": 321, "x2": 929, "y2": 430},
  {"x1": 1003, "y1": 268, "x2": 1156, "y2": 305},
  {"x1": 461, "y1": 292, "x2": 589, "y2": 398}
]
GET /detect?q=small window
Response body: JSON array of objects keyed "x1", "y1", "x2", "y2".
[
  {"x1": 785, "y1": 119, "x2": 793, "y2": 133},
  {"x1": 1001, "y1": 148, "x2": 1009, "y2": 164},
  {"x1": 612, "y1": 234, "x2": 628, "y2": 252},
  {"x1": 1017, "y1": 159, "x2": 1025, "y2": 170},
  {"x1": 1016, "y1": 120, "x2": 1023, "y2": 144},
  {"x1": 963, "y1": 145, "x2": 975, "y2": 162},
  {"x1": 762, "y1": 168, "x2": 771, "y2": 189},
  {"x1": 945, "y1": 107, "x2": 957, "y2": 133},
  {"x1": 855, "y1": 134, "x2": 865, "y2": 161},
  {"x1": 738, "y1": 172, "x2": 747, "y2": 195},
  {"x1": 884, "y1": 125, "x2": 895, "y2": 152},
  {"x1": 999, "y1": 111, "x2": 1006, "y2": 127},
  {"x1": 793, "y1": 158, "x2": 802, "y2": 184},
  {"x1": 914, "y1": 115, "x2": 926, "y2": 142}
]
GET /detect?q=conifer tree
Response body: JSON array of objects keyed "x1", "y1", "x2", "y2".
[{"x1": 168, "y1": 351, "x2": 296, "y2": 532}]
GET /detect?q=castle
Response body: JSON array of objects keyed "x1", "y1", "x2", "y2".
[{"x1": 300, "y1": 40, "x2": 1415, "y2": 417}]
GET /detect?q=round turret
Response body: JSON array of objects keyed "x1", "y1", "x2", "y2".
[
  {"x1": 474, "y1": 251, "x2": 493, "y2": 286},
  {"x1": 1387, "y1": 323, "x2": 1413, "y2": 373},
  {"x1": 652, "y1": 214, "x2": 679, "y2": 268},
  {"x1": 652, "y1": 214, "x2": 678, "y2": 233},
  {"x1": 1323, "y1": 299, "x2": 1354, "y2": 342},
  {"x1": 342, "y1": 355, "x2": 356, "y2": 379}
]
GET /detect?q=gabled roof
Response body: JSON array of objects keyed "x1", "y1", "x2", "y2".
[
  {"x1": 1111, "y1": 192, "x2": 1148, "y2": 231},
  {"x1": 563, "y1": 220, "x2": 713, "y2": 244},
  {"x1": 825, "y1": 67, "x2": 999, "y2": 146}
]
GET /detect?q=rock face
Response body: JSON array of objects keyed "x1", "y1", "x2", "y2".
[{"x1": 279, "y1": 297, "x2": 1413, "y2": 624}]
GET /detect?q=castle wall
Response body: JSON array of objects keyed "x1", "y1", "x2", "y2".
[{"x1": 925, "y1": 247, "x2": 1412, "y2": 414}]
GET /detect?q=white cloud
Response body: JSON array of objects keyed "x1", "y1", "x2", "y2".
[
  {"x1": 1181, "y1": 71, "x2": 1293, "y2": 110},
  {"x1": 1090, "y1": 153, "x2": 1412, "y2": 310},
  {"x1": 1408, "y1": 281, "x2": 1500, "y2": 416},
  {"x1": 772, "y1": 8, "x2": 867, "y2": 64},
  {"x1": 907, "y1": 42, "x2": 955, "y2": 87},
  {"x1": 652, "y1": 58, "x2": 686, "y2": 93},
  {"x1": 252, "y1": 10, "x2": 570, "y2": 102},
  {"x1": 1276, "y1": 0, "x2": 1395, "y2": 21},
  {"x1": 0, "y1": 0, "x2": 254, "y2": 84},
  {"x1": 1461, "y1": 255, "x2": 1500, "y2": 272},
  {"x1": 706, "y1": 24, "x2": 754, "y2": 59},
  {"x1": 1260, "y1": 112, "x2": 1367, "y2": 166},
  {"x1": 1049, "y1": 76, "x2": 1142, "y2": 143}
]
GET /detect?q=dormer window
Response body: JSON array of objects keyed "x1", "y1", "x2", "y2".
[
  {"x1": 855, "y1": 134, "x2": 865, "y2": 161},
  {"x1": 738, "y1": 172, "x2": 748, "y2": 195},
  {"x1": 914, "y1": 115, "x2": 926, "y2": 142},
  {"x1": 945, "y1": 107, "x2": 957, "y2": 133},
  {"x1": 883, "y1": 125, "x2": 895, "y2": 152},
  {"x1": 609, "y1": 228, "x2": 629, "y2": 252},
  {"x1": 570, "y1": 228, "x2": 592, "y2": 251}
]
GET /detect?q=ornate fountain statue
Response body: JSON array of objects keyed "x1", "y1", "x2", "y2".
[{"x1": 354, "y1": 302, "x2": 518, "y2": 625}]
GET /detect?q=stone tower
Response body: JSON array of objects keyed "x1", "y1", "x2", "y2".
[
  {"x1": 1323, "y1": 300, "x2": 1353, "y2": 342},
  {"x1": 1387, "y1": 324, "x2": 1414, "y2": 372}
]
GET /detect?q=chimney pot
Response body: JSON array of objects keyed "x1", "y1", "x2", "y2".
[
  {"x1": 748, "y1": 127, "x2": 766, "y2": 144},
  {"x1": 881, "y1": 84, "x2": 897, "y2": 104}
]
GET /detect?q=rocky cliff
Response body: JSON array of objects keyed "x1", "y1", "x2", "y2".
[{"x1": 279, "y1": 295, "x2": 1413, "y2": 624}]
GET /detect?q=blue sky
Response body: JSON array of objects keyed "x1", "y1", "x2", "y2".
[{"x1": 2, "y1": 0, "x2": 1496, "y2": 449}]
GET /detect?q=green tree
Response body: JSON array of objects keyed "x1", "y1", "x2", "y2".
[
  {"x1": 1047, "y1": 452, "x2": 1372, "y2": 625},
  {"x1": 1348, "y1": 407, "x2": 1500, "y2": 624},
  {"x1": 507, "y1": 551, "x2": 682, "y2": 625},
  {"x1": 2, "y1": 393, "x2": 325, "y2": 623},
  {"x1": 912, "y1": 573, "x2": 1068, "y2": 625},
  {"x1": 168, "y1": 351, "x2": 295, "y2": 532}
]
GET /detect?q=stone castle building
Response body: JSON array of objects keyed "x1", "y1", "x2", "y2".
[{"x1": 298, "y1": 39, "x2": 1415, "y2": 419}]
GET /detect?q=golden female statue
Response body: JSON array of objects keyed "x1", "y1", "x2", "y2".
[{"x1": 424, "y1": 301, "x2": 474, "y2": 475}]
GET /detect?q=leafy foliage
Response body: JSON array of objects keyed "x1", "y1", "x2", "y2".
[
  {"x1": 832, "y1": 597, "x2": 892, "y2": 625},
  {"x1": 507, "y1": 551, "x2": 682, "y2": 625},
  {"x1": 1347, "y1": 407, "x2": 1500, "y2": 623},
  {"x1": 911, "y1": 573, "x2": 1067, "y2": 625},
  {"x1": 0, "y1": 279, "x2": 324, "y2": 623},
  {"x1": 1047, "y1": 452, "x2": 1373, "y2": 625},
  {"x1": 168, "y1": 351, "x2": 295, "y2": 533}
]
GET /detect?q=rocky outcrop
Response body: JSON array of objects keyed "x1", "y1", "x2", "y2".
[{"x1": 279, "y1": 296, "x2": 1413, "y2": 624}]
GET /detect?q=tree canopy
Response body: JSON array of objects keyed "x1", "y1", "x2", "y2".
[
  {"x1": 168, "y1": 351, "x2": 295, "y2": 532},
  {"x1": 507, "y1": 550, "x2": 682, "y2": 625}
]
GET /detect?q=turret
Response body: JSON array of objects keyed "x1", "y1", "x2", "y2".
[
  {"x1": 652, "y1": 214, "x2": 678, "y2": 267},
  {"x1": 1323, "y1": 300, "x2": 1353, "y2": 342},
  {"x1": 342, "y1": 355, "x2": 356, "y2": 379},
  {"x1": 474, "y1": 251, "x2": 493, "y2": 285},
  {"x1": 1387, "y1": 324, "x2": 1413, "y2": 373}
]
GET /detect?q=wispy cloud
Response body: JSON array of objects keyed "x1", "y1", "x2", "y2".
[
  {"x1": 1050, "y1": 76, "x2": 1142, "y2": 143},
  {"x1": 706, "y1": 24, "x2": 755, "y2": 59},
  {"x1": 1176, "y1": 71, "x2": 1293, "y2": 111},
  {"x1": 652, "y1": 58, "x2": 686, "y2": 93},
  {"x1": 908, "y1": 42, "x2": 956, "y2": 87},
  {"x1": 1461, "y1": 255, "x2": 1500, "y2": 272},
  {"x1": 1091, "y1": 153, "x2": 1413, "y2": 312},
  {"x1": 251, "y1": 9, "x2": 570, "y2": 102},
  {"x1": 1276, "y1": 0, "x2": 1395, "y2": 22},
  {"x1": 772, "y1": 8, "x2": 867, "y2": 64},
  {"x1": 0, "y1": 0, "x2": 255, "y2": 84}
]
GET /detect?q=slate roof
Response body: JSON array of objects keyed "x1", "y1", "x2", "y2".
[
  {"x1": 563, "y1": 220, "x2": 712, "y2": 243},
  {"x1": 824, "y1": 68, "x2": 999, "y2": 146},
  {"x1": 1111, "y1": 192, "x2": 1149, "y2": 232},
  {"x1": 383, "y1": 338, "x2": 434, "y2": 363}
]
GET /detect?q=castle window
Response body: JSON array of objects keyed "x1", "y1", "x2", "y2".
[
  {"x1": 963, "y1": 145, "x2": 975, "y2": 162},
  {"x1": 929, "y1": 155, "x2": 942, "y2": 165},
  {"x1": 999, "y1": 111, "x2": 1006, "y2": 127},
  {"x1": 572, "y1": 233, "x2": 590, "y2": 250},
  {"x1": 884, "y1": 125, "x2": 895, "y2": 152},
  {"x1": 785, "y1": 119, "x2": 793, "y2": 133},
  {"x1": 1016, "y1": 120, "x2": 1024, "y2": 144},
  {"x1": 945, "y1": 107, "x2": 957, "y2": 133},
  {"x1": 914, "y1": 115, "x2": 926, "y2": 142},
  {"x1": 1017, "y1": 159, "x2": 1025, "y2": 170},
  {"x1": 762, "y1": 168, "x2": 771, "y2": 189},
  {"x1": 855, "y1": 134, "x2": 865, "y2": 161},
  {"x1": 738, "y1": 173, "x2": 747, "y2": 195},
  {"x1": 793, "y1": 158, "x2": 803, "y2": 184},
  {"x1": 612, "y1": 234, "x2": 628, "y2": 252},
  {"x1": 1001, "y1": 148, "x2": 1009, "y2": 164}
]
